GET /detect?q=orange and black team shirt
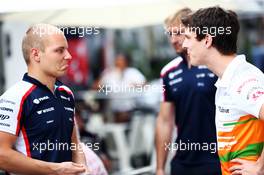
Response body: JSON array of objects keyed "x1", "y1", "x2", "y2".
[{"x1": 215, "y1": 55, "x2": 264, "y2": 175}]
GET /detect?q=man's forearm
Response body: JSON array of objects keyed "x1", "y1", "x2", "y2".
[
  {"x1": 0, "y1": 148, "x2": 56, "y2": 175},
  {"x1": 155, "y1": 117, "x2": 173, "y2": 171},
  {"x1": 71, "y1": 123, "x2": 87, "y2": 165},
  {"x1": 72, "y1": 143, "x2": 86, "y2": 165},
  {"x1": 257, "y1": 146, "x2": 264, "y2": 173}
]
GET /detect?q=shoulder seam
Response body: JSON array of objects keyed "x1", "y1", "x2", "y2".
[{"x1": 160, "y1": 57, "x2": 183, "y2": 77}]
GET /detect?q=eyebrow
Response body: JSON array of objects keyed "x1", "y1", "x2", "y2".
[
  {"x1": 184, "y1": 34, "x2": 191, "y2": 39},
  {"x1": 54, "y1": 46, "x2": 67, "y2": 50}
]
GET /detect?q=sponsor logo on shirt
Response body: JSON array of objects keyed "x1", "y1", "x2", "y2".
[
  {"x1": 60, "y1": 95, "x2": 71, "y2": 101},
  {"x1": 173, "y1": 88, "x2": 178, "y2": 92},
  {"x1": 37, "y1": 107, "x2": 55, "y2": 115},
  {"x1": 196, "y1": 73, "x2": 205, "y2": 78},
  {"x1": 252, "y1": 91, "x2": 264, "y2": 101},
  {"x1": 46, "y1": 120, "x2": 54, "y2": 124},
  {"x1": 218, "y1": 106, "x2": 230, "y2": 113},
  {"x1": 33, "y1": 96, "x2": 50, "y2": 104},
  {"x1": 207, "y1": 73, "x2": 215, "y2": 78},
  {"x1": 236, "y1": 78, "x2": 257, "y2": 94},
  {"x1": 198, "y1": 65, "x2": 208, "y2": 69},
  {"x1": 0, "y1": 114, "x2": 10, "y2": 120},
  {"x1": 197, "y1": 82, "x2": 205, "y2": 87},
  {"x1": 247, "y1": 87, "x2": 264, "y2": 101},
  {"x1": 64, "y1": 107, "x2": 74, "y2": 112},
  {"x1": 168, "y1": 69, "x2": 183, "y2": 79},
  {"x1": 0, "y1": 107, "x2": 13, "y2": 112},
  {"x1": 0, "y1": 122, "x2": 10, "y2": 127},
  {"x1": 169, "y1": 77, "x2": 183, "y2": 86},
  {"x1": 0, "y1": 99, "x2": 15, "y2": 105}
]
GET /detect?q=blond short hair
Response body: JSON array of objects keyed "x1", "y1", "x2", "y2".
[
  {"x1": 22, "y1": 23, "x2": 63, "y2": 64},
  {"x1": 164, "y1": 8, "x2": 192, "y2": 27}
]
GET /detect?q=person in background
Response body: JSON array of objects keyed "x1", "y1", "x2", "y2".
[
  {"x1": 252, "y1": 39, "x2": 264, "y2": 72},
  {"x1": 99, "y1": 53, "x2": 146, "y2": 122},
  {"x1": 155, "y1": 8, "x2": 221, "y2": 175}
]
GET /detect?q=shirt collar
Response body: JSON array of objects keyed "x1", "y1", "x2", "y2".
[
  {"x1": 215, "y1": 54, "x2": 246, "y2": 88},
  {"x1": 23, "y1": 73, "x2": 60, "y2": 91}
]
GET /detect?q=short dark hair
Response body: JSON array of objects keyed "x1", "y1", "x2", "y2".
[
  {"x1": 115, "y1": 52, "x2": 132, "y2": 66},
  {"x1": 181, "y1": 6, "x2": 240, "y2": 55}
]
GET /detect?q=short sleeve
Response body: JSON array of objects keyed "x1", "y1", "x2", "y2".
[
  {"x1": 232, "y1": 74, "x2": 264, "y2": 118},
  {"x1": 159, "y1": 57, "x2": 182, "y2": 102},
  {"x1": 0, "y1": 95, "x2": 21, "y2": 135},
  {"x1": 160, "y1": 75, "x2": 173, "y2": 102},
  {"x1": 126, "y1": 68, "x2": 146, "y2": 85},
  {"x1": 0, "y1": 82, "x2": 35, "y2": 136}
]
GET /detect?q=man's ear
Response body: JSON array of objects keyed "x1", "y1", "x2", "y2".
[
  {"x1": 204, "y1": 34, "x2": 213, "y2": 48},
  {"x1": 31, "y1": 48, "x2": 41, "y2": 62}
]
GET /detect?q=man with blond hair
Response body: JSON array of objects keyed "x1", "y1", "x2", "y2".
[
  {"x1": 0, "y1": 24, "x2": 89, "y2": 175},
  {"x1": 155, "y1": 8, "x2": 221, "y2": 175}
]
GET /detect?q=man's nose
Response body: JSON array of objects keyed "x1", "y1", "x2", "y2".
[
  {"x1": 170, "y1": 36, "x2": 178, "y2": 44},
  {"x1": 182, "y1": 38, "x2": 188, "y2": 49},
  {"x1": 64, "y1": 50, "x2": 72, "y2": 60}
]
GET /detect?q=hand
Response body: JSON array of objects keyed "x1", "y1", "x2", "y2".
[
  {"x1": 82, "y1": 165, "x2": 91, "y2": 175},
  {"x1": 156, "y1": 169, "x2": 166, "y2": 175},
  {"x1": 229, "y1": 158, "x2": 261, "y2": 175},
  {"x1": 51, "y1": 162, "x2": 86, "y2": 175}
]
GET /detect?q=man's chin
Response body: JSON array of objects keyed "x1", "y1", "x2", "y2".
[
  {"x1": 174, "y1": 48, "x2": 185, "y2": 54},
  {"x1": 190, "y1": 61, "x2": 199, "y2": 66},
  {"x1": 56, "y1": 71, "x2": 67, "y2": 78},
  {"x1": 190, "y1": 58, "x2": 197, "y2": 66}
]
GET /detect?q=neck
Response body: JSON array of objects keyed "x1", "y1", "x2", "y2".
[
  {"x1": 180, "y1": 53, "x2": 192, "y2": 69},
  {"x1": 206, "y1": 51, "x2": 236, "y2": 78},
  {"x1": 28, "y1": 67, "x2": 56, "y2": 92}
]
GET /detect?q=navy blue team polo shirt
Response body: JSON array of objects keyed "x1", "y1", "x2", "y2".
[
  {"x1": 161, "y1": 56, "x2": 220, "y2": 166},
  {"x1": 0, "y1": 73, "x2": 75, "y2": 163}
]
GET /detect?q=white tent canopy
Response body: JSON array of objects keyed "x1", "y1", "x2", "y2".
[
  {"x1": 0, "y1": 0, "x2": 185, "y2": 28},
  {"x1": 0, "y1": 3, "x2": 181, "y2": 28},
  {"x1": 0, "y1": 0, "x2": 263, "y2": 28}
]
